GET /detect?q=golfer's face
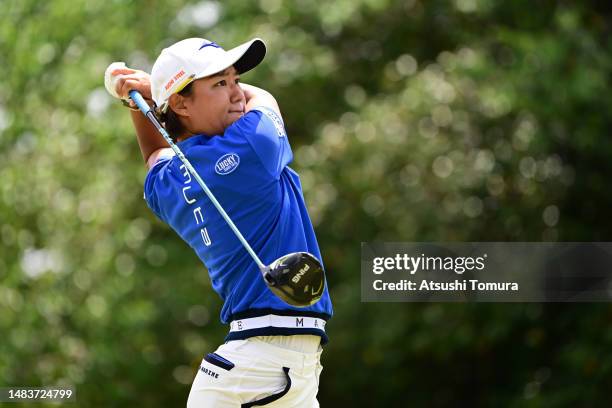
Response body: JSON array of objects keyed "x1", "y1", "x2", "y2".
[{"x1": 188, "y1": 66, "x2": 246, "y2": 136}]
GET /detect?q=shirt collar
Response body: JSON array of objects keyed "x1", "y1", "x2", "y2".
[{"x1": 176, "y1": 134, "x2": 208, "y2": 150}]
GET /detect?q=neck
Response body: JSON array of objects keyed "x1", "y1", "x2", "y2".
[{"x1": 176, "y1": 133, "x2": 195, "y2": 143}]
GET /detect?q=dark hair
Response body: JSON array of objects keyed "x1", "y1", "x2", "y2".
[{"x1": 156, "y1": 82, "x2": 194, "y2": 141}]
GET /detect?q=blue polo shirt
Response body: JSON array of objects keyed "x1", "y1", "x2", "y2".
[{"x1": 143, "y1": 107, "x2": 333, "y2": 342}]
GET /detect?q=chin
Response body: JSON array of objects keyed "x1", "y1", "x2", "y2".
[{"x1": 227, "y1": 113, "x2": 244, "y2": 123}]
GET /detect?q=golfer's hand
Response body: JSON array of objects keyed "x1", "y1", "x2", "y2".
[{"x1": 111, "y1": 68, "x2": 153, "y2": 109}]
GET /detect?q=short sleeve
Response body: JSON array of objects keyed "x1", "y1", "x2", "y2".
[
  {"x1": 232, "y1": 107, "x2": 292, "y2": 178},
  {"x1": 143, "y1": 157, "x2": 172, "y2": 221}
]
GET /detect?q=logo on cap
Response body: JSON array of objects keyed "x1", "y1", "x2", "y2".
[
  {"x1": 214, "y1": 153, "x2": 240, "y2": 175},
  {"x1": 199, "y1": 41, "x2": 222, "y2": 50},
  {"x1": 164, "y1": 68, "x2": 187, "y2": 91}
]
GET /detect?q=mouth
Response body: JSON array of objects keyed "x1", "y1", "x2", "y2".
[{"x1": 229, "y1": 105, "x2": 245, "y2": 115}]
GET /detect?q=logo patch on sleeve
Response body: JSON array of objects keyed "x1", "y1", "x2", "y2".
[
  {"x1": 215, "y1": 153, "x2": 240, "y2": 175},
  {"x1": 261, "y1": 108, "x2": 286, "y2": 138}
]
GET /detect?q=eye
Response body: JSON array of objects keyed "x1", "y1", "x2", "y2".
[
  {"x1": 215, "y1": 80, "x2": 227, "y2": 87},
  {"x1": 235, "y1": 77, "x2": 241, "y2": 84}
]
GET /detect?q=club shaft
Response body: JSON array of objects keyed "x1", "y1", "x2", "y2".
[{"x1": 129, "y1": 90, "x2": 267, "y2": 271}]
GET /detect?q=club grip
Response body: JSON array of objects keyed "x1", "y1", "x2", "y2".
[{"x1": 128, "y1": 90, "x2": 152, "y2": 114}]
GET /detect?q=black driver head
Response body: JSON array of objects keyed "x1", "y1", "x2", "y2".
[{"x1": 264, "y1": 252, "x2": 325, "y2": 307}]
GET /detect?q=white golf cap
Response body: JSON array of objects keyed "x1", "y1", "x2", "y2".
[{"x1": 151, "y1": 37, "x2": 266, "y2": 112}]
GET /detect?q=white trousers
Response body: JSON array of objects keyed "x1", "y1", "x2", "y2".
[{"x1": 187, "y1": 335, "x2": 323, "y2": 407}]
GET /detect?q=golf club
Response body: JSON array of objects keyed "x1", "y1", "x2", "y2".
[{"x1": 128, "y1": 89, "x2": 324, "y2": 307}]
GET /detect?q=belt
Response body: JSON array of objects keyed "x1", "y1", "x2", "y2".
[{"x1": 229, "y1": 314, "x2": 327, "y2": 333}]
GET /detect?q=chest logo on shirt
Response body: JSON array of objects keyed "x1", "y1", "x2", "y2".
[{"x1": 214, "y1": 153, "x2": 240, "y2": 175}]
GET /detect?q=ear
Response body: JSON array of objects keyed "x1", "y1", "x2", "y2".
[{"x1": 168, "y1": 93, "x2": 190, "y2": 118}]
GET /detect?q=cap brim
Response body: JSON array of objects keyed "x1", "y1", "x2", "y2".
[
  {"x1": 195, "y1": 38, "x2": 266, "y2": 80},
  {"x1": 231, "y1": 38, "x2": 266, "y2": 74}
]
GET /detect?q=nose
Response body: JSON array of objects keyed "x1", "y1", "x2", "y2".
[{"x1": 230, "y1": 82, "x2": 244, "y2": 103}]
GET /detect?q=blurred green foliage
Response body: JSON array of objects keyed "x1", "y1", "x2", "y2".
[{"x1": 1, "y1": 0, "x2": 612, "y2": 406}]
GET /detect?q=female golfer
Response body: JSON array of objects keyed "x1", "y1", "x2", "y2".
[{"x1": 105, "y1": 37, "x2": 333, "y2": 407}]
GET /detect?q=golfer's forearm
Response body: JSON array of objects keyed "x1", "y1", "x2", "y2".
[
  {"x1": 130, "y1": 109, "x2": 169, "y2": 163},
  {"x1": 241, "y1": 83, "x2": 281, "y2": 115}
]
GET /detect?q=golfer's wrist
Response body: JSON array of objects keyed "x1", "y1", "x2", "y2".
[
  {"x1": 121, "y1": 99, "x2": 139, "y2": 111},
  {"x1": 122, "y1": 97, "x2": 154, "y2": 112}
]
